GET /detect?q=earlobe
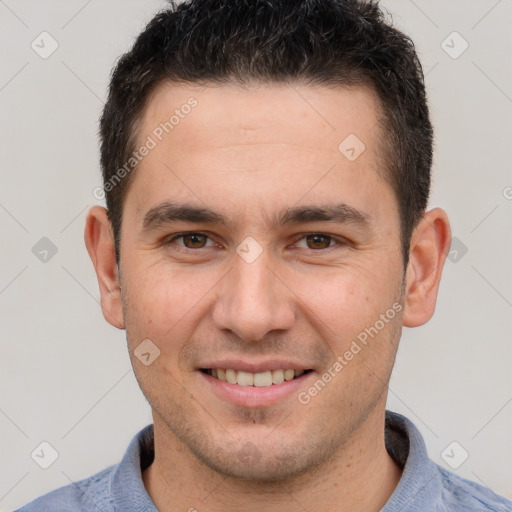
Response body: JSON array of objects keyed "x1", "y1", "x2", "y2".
[
  {"x1": 84, "y1": 205, "x2": 125, "y2": 329},
  {"x1": 402, "y1": 208, "x2": 451, "y2": 328}
]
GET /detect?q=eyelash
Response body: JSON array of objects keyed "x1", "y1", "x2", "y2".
[{"x1": 164, "y1": 232, "x2": 348, "y2": 253}]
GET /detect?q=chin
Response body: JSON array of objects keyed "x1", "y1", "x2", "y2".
[
  {"x1": 199, "y1": 451, "x2": 310, "y2": 483},
  {"x1": 187, "y1": 434, "x2": 333, "y2": 484}
]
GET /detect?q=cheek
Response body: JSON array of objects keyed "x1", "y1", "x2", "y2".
[
  {"x1": 122, "y1": 257, "x2": 217, "y2": 346},
  {"x1": 287, "y1": 262, "x2": 403, "y2": 382},
  {"x1": 293, "y1": 263, "x2": 399, "y2": 331}
]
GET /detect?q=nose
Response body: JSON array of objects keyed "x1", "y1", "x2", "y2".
[{"x1": 212, "y1": 248, "x2": 296, "y2": 342}]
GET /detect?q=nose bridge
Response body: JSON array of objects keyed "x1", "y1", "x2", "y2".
[{"x1": 212, "y1": 248, "x2": 295, "y2": 341}]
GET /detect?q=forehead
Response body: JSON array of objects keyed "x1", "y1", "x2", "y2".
[
  {"x1": 140, "y1": 80, "x2": 384, "y2": 155},
  {"x1": 126, "y1": 81, "x2": 394, "y2": 228}
]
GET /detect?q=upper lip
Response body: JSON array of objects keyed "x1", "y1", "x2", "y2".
[{"x1": 198, "y1": 359, "x2": 312, "y2": 373}]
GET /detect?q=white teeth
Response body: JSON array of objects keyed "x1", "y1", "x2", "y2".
[
  {"x1": 284, "y1": 369, "x2": 295, "y2": 381},
  {"x1": 208, "y1": 368, "x2": 306, "y2": 387},
  {"x1": 237, "y1": 371, "x2": 254, "y2": 386},
  {"x1": 272, "y1": 369, "x2": 285, "y2": 384},
  {"x1": 226, "y1": 369, "x2": 237, "y2": 384},
  {"x1": 253, "y1": 371, "x2": 272, "y2": 387}
]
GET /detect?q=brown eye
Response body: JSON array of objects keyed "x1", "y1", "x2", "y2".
[
  {"x1": 181, "y1": 233, "x2": 208, "y2": 248},
  {"x1": 305, "y1": 234, "x2": 334, "y2": 250},
  {"x1": 167, "y1": 232, "x2": 215, "y2": 250}
]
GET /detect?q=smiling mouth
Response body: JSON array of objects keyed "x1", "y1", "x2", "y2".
[{"x1": 200, "y1": 368, "x2": 313, "y2": 387}]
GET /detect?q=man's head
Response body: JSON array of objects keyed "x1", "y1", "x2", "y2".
[
  {"x1": 85, "y1": 0, "x2": 450, "y2": 486},
  {"x1": 99, "y1": 0, "x2": 433, "y2": 269}
]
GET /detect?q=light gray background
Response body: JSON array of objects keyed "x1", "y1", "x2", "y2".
[{"x1": 1, "y1": 0, "x2": 511, "y2": 509}]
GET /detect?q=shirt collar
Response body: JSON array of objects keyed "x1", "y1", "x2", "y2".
[
  {"x1": 108, "y1": 410, "x2": 438, "y2": 511},
  {"x1": 382, "y1": 410, "x2": 442, "y2": 511},
  {"x1": 110, "y1": 423, "x2": 157, "y2": 511}
]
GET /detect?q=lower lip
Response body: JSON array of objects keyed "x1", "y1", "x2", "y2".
[{"x1": 198, "y1": 371, "x2": 314, "y2": 408}]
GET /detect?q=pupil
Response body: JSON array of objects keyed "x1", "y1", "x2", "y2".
[
  {"x1": 307, "y1": 234, "x2": 330, "y2": 249},
  {"x1": 184, "y1": 234, "x2": 206, "y2": 248}
]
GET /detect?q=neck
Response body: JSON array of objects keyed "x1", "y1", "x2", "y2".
[{"x1": 142, "y1": 406, "x2": 402, "y2": 511}]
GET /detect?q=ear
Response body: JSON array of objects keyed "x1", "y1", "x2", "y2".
[
  {"x1": 84, "y1": 206, "x2": 125, "y2": 329},
  {"x1": 402, "y1": 207, "x2": 451, "y2": 327}
]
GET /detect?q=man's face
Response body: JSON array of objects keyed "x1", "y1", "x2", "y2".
[{"x1": 118, "y1": 82, "x2": 406, "y2": 480}]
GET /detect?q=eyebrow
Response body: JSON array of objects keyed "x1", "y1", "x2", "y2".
[{"x1": 142, "y1": 201, "x2": 372, "y2": 232}]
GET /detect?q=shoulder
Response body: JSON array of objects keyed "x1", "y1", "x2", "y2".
[
  {"x1": 15, "y1": 424, "x2": 155, "y2": 512},
  {"x1": 384, "y1": 411, "x2": 512, "y2": 512},
  {"x1": 14, "y1": 464, "x2": 116, "y2": 512},
  {"x1": 436, "y1": 464, "x2": 512, "y2": 512}
]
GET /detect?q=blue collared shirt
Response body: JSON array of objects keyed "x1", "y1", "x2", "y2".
[{"x1": 16, "y1": 411, "x2": 512, "y2": 511}]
